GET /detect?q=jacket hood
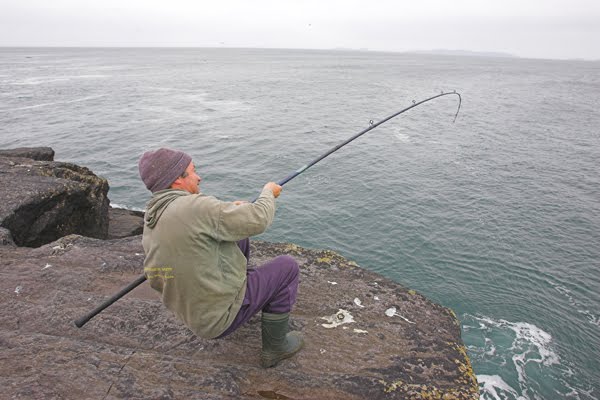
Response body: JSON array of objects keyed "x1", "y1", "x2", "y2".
[{"x1": 144, "y1": 189, "x2": 189, "y2": 228}]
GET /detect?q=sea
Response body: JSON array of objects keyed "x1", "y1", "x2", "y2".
[{"x1": 1, "y1": 47, "x2": 598, "y2": 399}]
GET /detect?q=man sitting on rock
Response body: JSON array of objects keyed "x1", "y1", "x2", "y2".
[{"x1": 138, "y1": 148, "x2": 303, "y2": 368}]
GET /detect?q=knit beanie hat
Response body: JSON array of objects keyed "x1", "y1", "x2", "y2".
[{"x1": 138, "y1": 148, "x2": 192, "y2": 193}]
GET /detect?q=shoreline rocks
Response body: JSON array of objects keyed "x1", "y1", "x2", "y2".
[
  {"x1": 108, "y1": 207, "x2": 145, "y2": 239},
  {"x1": 0, "y1": 147, "x2": 478, "y2": 399},
  {"x1": 0, "y1": 146, "x2": 55, "y2": 161},
  {"x1": 0, "y1": 150, "x2": 109, "y2": 247}
]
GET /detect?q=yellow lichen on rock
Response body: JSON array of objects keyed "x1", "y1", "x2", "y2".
[
  {"x1": 379, "y1": 380, "x2": 478, "y2": 400},
  {"x1": 447, "y1": 308, "x2": 460, "y2": 326},
  {"x1": 379, "y1": 379, "x2": 404, "y2": 393},
  {"x1": 452, "y1": 344, "x2": 479, "y2": 397},
  {"x1": 283, "y1": 243, "x2": 301, "y2": 254}
]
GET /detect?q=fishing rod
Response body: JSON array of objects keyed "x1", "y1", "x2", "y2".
[{"x1": 74, "y1": 91, "x2": 462, "y2": 328}]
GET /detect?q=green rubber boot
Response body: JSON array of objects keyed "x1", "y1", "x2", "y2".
[{"x1": 260, "y1": 312, "x2": 304, "y2": 368}]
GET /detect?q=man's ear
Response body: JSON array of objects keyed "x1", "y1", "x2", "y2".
[{"x1": 170, "y1": 177, "x2": 183, "y2": 189}]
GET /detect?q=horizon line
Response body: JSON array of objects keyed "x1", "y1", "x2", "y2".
[{"x1": 0, "y1": 45, "x2": 597, "y2": 62}]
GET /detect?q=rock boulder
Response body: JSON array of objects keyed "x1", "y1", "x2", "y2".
[
  {"x1": 0, "y1": 152, "x2": 109, "y2": 247},
  {"x1": 108, "y1": 208, "x2": 145, "y2": 239},
  {"x1": 0, "y1": 146, "x2": 55, "y2": 161}
]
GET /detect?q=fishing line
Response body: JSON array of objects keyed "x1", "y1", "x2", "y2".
[
  {"x1": 274, "y1": 91, "x2": 461, "y2": 189},
  {"x1": 74, "y1": 91, "x2": 462, "y2": 328}
]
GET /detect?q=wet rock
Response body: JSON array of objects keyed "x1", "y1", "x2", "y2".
[
  {"x1": 0, "y1": 146, "x2": 55, "y2": 161},
  {"x1": 0, "y1": 153, "x2": 109, "y2": 247},
  {"x1": 108, "y1": 208, "x2": 145, "y2": 239},
  {"x1": 0, "y1": 235, "x2": 478, "y2": 399}
]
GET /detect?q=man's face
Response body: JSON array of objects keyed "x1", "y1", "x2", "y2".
[{"x1": 177, "y1": 162, "x2": 202, "y2": 194}]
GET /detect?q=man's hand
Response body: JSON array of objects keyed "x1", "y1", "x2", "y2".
[{"x1": 263, "y1": 182, "x2": 282, "y2": 198}]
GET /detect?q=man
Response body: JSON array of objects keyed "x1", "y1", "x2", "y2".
[{"x1": 138, "y1": 147, "x2": 303, "y2": 368}]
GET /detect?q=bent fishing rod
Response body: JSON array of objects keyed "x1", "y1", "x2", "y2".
[{"x1": 74, "y1": 91, "x2": 462, "y2": 328}]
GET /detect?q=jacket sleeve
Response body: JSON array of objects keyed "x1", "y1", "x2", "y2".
[{"x1": 214, "y1": 187, "x2": 276, "y2": 242}]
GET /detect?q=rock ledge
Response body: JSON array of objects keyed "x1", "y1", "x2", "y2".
[
  {"x1": 0, "y1": 236, "x2": 477, "y2": 399},
  {"x1": 0, "y1": 148, "x2": 478, "y2": 399}
]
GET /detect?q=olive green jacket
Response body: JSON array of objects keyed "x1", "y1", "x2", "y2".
[{"x1": 141, "y1": 188, "x2": 275, "y2": 339}]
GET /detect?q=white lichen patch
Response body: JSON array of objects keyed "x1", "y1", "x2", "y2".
[
  {"x1": 353, "y1": 329, "x2": 368, "y2": 334},
  {"x1": 354, "y1": 298, "x2": 365, "y2": 308},
  {"x1": 374, "y1": 296, "x2": 380, "y2": 301},
  {"x1": 321, "y1": 309, "x2": 355, "y2": 328},
  {"x1": 327, "y1": 281, "x2": 338, "y2": 285},
  {"x1": 14, "y1": 286, "x2": 22, "y2": 295},
  {"x1": 42, "y1": 263, "x2": 52, "y2": 270},
  {"x1": 385, "y1": 307, "x2": 416, "y2": 324}
]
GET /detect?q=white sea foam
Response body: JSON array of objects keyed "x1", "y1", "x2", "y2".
[
  {"x1": 478, "y1": 375, "x2": 521, "y2": 400},
  {"x1": 110, "y1": 203, "x2": 145, "y2": 212},
  {"x1": 465, "y1": 314, "x2": 561, "y2": 400},
  {"x1": 137, "y1": 105, "x2": 211, "y2": 122},
  {"x1": 0, "y1": 95, "x2": 107, "y2": 112},
  {"x1": 9, "y1": 74, "x2": 109, "y2": 85},
  {"x1": 11, "y1": 77, "x2": 70, "y2": 85},
  {"x1": 394, "y1": 132, "x2": 411, "y2": 142},
  {"x1": 484, "y1": 338, "x2": 497, "y2": 356}
]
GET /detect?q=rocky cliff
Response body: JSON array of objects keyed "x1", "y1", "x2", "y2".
[{"x1": 0, "y1": 148, "x2": 478, "y2": 399}]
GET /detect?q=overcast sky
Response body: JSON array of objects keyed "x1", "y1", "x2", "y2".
[{"x1": 1, "y1": 0, "x2": 599, "y2": 60}]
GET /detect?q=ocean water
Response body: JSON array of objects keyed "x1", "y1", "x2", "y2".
[{"x1": 1, "y1": 47, "x2": 599, "y2": 399}]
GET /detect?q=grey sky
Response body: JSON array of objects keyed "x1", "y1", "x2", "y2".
[{"x1": 1, "y1": 0, "x2": 599, "y2": 60}]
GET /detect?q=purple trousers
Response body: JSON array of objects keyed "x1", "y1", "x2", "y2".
[{"x1": 217, "y1": 238, "x2": 299, "y2": 338}]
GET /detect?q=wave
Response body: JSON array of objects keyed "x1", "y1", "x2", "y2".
[
  {"x1": 0, "y1": 95, "x2": 107, "y2": 112},
  {"x1": 110, "y1": 203, "x2": 145, "y2": 212},
  {"x1": 552, "y1": 284, "x2": 600, "y2": 327},
  {"x1": 9, "y1": 75, "x2": 110, "y2": 85}
]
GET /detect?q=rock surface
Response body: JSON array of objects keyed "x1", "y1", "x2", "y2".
[
  {"x1": 0, "y1": 235, "x2": 478, "y2": 399},
  {"x1": 0, "y1": 150, "x2": 109, "y2": 247},
  {"x1": 0, "y1": 146, "x2": 55, "y2": 161},
  {"x1": 108, "y1": 208, "x2": 145, "y2": 239}
]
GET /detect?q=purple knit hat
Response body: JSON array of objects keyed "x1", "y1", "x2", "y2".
[{"x1": 138, "y1": 148, "x2": 192, "y2": 193}]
